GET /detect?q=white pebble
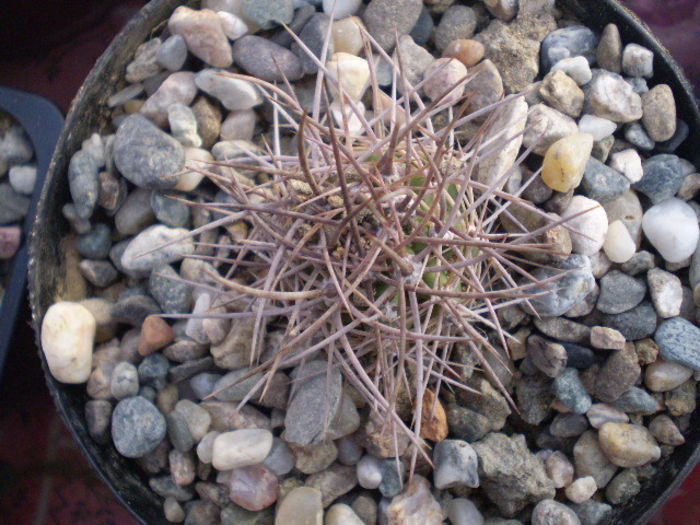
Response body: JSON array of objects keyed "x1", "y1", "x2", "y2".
[
  {"x1": 647, "y1": 267, "x2": 683, "y2": 318},
  {"x1": 642, "y1": 198, "x2": 700, "y2": 263},
  {"x1": 41, "y1": 302, "x2": 96, "y2": 383},
  {"x1": 645, "y1": 360, "x2": 693, "y2": 392},
  {"x1": 603, "y1": 220, "x2": 636, "y2": 263},
  {"x1": 447, "y1": 498, "x2": 484, "y2": 525},
  {"x1": 211, "y1": 428, "x2": 273, "y2": 470},
  {"x1": 176, "y1": 147, "x2": 213, "y2": 192},
  {"x1": 586, "y1": 403, "x2": 629, "y2": 428},
  {"x1": 578, "y1": 114, "x2": 616, "y2": 141},
  {"x1": 107, "y1": 84, "x2": 145, "y2": 108},
  {"x1": 196, "y1": 431, "x2": 220, "y2": 464},
  {"x1": 622, "y1": 43, "x2": 654, "y2": 78},
  {"x1": 329, "y1": 100, "x2": 366, "y2": 136},
  {"x1": 565, "y1": 476, "x2": 597, "y2": 503},
  {"x1": 194, "y1": 68, "x2": 263, "y2": 110},
  {"x1": 220, "y1": 110, "x2": 256, "y2": 141},
  {"x1": 323, "y1": 0, "x2": 362, "y2": 19},
  {"x1": 8, "y1": 164, "x2": 37, "y2": 195},
  {"x1": 552, "y1": 56, "x2": 592, "y2": 85},
  {"x1": 563, "y1": 195, "x2": 609, "y2": 256},
  {"x1": 609, "y1": 148, "x2": 643, "y2": 183},
  {"x1": 327, "y1": 52, "x2": 370, "y2": 102},
  {"x1": 326, "y1": 503, "x2": 365, "y2": 525},
  {"x1": 120, "y1": 225, "x2": 195, "y2": 272},
  {"x1": 356, "y1": 454, "x2": 383, "y2": 489},
  {"x1": 217, "y1": 11, "x2": 248, "y2": 40}
]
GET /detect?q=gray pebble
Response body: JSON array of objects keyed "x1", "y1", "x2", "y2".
[
  {"x1": 656, "y1": 119, "x2": 689, "y2": 153},
  {"x1": 169, "y1": 356, "x2": 215, "y2": 383},
  {"x1": 529, "y1": 255, "x2": 595, "y2": 317},
  {"x1": 8, "y1": 164, "x2": 37, "y2": 195},
  {"x1": 157, "y1": 34, "x2": 188, "y2": 71},
  {"x1": 75, "y1": 223, "x2": 112, "y2": 259},
  {"x1": 68, "y1": 149, "x2": 100, "y2": 219},
  {"x1": 363, "y1": 0, "x2": 424, "y2": 52},
  {"x1": 79, "y1": 259, "x2": 119, "y2": 288},
  {"x1": 271, "y1": 3, "x2": 315, "y2": 48},
  {"x1": 125, "y1": 38, "x2": 162, "y2": 83},
  {"x1": 620, "y1": 250, "x2": 656, "y2": 276},
  {"x1": 150, "y1": 475, "x2": 194, "y2": 501},
  {"x1": 624, "y1": 122, "x2": 655, "y2": 151},
  {"x1": 569, "y1": 500, "x2": 612, "y2": 525},
  {"x1": 550, "y1": 413, "x2": 588, "y2": 438},
  {"x1": 541, "y1": 25, "x2": 597, "y2": 72},
  {"x1": 149, "y1": 263, "x2": 193, "y2": 314},
  {"x1": 633, "y1": 154, "x2": 689, "y2": 205},
  {"x1": 233, "y1": 35, "x2": 304, "y2": 82},
  {"x1": 581, "y1": 157, "x2": 630, "y2": 203},
  {"x1": 293, "y1": 13, "x2": 333, "y2": 75},
  {"x1": 612, "y1": 386, "x2": 660, "y2": 414},
  {"x1": 0, "y1": 183, "x2": 30, "y2": 225},
  {"x1": 242, "y1": 0, "x2": 294, "y2": 30},
  {"x1": 115, "y1": 188, "x2": 156, "y2": 236},
  {"x1": 378, "y1": 458, "x2": 406, "y2": 497},
  {"x1": 445, "y1": 403, "x2": 492, "y2": 441},
  {"x1": 605, "y1": 469, "x2": 640, "y2": 504},
  {"x1": 531, "y1": 499, "x2": 581, "y2": 525},
  {"x1": 595, "y1": 344, "x2": 641, "y2": 403},
  {"x1": 213, "y1": 368, "x2": 263, "y2": 401},
  {"x1": 409, "y1": 6, "x2": 434, "y2": 46},
  {"x1": 113, "y1": 114, "x2": 184, "y2": 189},
  {"x1": 434, "y1": 5, "x2": 477, "y2": 52},
  {"x1": 596, "y1": 23, "x2": 621, "y2": 73},
  {"x1": 596, "y1": 270, "x2": 646, "y2": 314},
  {"x1": 111, "y1": 294, "x2": 161, "y2": 326},
  {"x1": 553, "y1": 368, "x2": 592, "y2": 414},
  {"x1": 138, "y1": 353, "x2": 171, "y2": 391},
  {"x1": 516, "y1": 375, "x2": 554, "y2": 426},
  {"x1": 150, "y1": 191, "x2": 190, "y2": 228},
  {"x1": 600, "y1": 301, "x2": 657, "y2": 341},
  {"x1": 622, "y1": 43, "x2": 653, "y2": 78},
  {"x1": 528, "y1": 335, "x2": 568, "y2": 378},
  {"x1": 0, "y1": 125, "x2": 33, "y2": 167},
  {"x1": 655, "y1": 316, "x2": 700, "y2": 371},
  {"x1": 432, "y1": 439, "x2": 479, "y2": 490},
  {"x1": 112, "y1": 396, "x2": 167, "y2": 457},
  {"x1": 168, "y1": 103, "x2": 201, "y2": 148},
  {"x1": 110, "y1": 361, "x2": 140, "y2": 399},
  {"x1": 626, "y1": 76, "x2": 649, "y2": 95},
  {"x1": 560, "y1": 343, "x2": 596, "y2": 370},
  {"x1": 167, "y1": 409, "x2": 195, "y2": 452}
]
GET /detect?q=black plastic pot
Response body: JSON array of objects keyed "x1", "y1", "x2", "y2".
[{"x1": 28, "y1": 1, "x2": 699, "y2": 524}]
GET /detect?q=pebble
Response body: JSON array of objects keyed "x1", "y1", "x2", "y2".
[
  {"x1": 284, "y1": 360, "x2": 343, "y2": 445},
  {"x1": 573, "y1": 430, "x2": 618, "y2": 489},
  {"x1": 395, "y1": 35, "x2": 436, "y2": 92},
  {"x1": 233, "y1": 35, "x2": 303, "y2": 82},
  {"x1": 560, "y1": 343, "x2": 595, "y2": 369},
  {"x1": 433, "y1": 4, "x2": 477, "y2": 53},
  {"x1": 275, "y1": 487, "x2": 323, "y2": 525},
  {"x1": 261, "y1": 438, "x2": 294, "y2": 477},
  {"x1": 622, "y1": 43, "x2": 653, "y2": 78},
  {"x1": 242, "y1": 0, "x2": 294, "y2": 29},
  {"x1": 114, "y1": 188, "x2": 154, "y2": 236},
  {"x1": 292, "y1": 12, "x2": 333, "y2": 75},
  {"x1": 194, "y1": 69, "x2": 262, "y2": 111},
  {"x1": 184, "y1": 500, "x2": 219, "y2": 524},
  {"x1": 655, "y1": 317, "x2": 700, "y2": 371},
  {"x1": 140, "y1": 71, "x2": 198, "y2": 127},
  {"x1": 545, "y1": 450, "x2": 574, "y2": 488},
  {"x1": 0, "y1": 125, "x2": 33, "y2": 166},
  {"x1": 645, "y1": 360, "x2": 693, "y2": 393},
  {"x1": 570, "y1": 500, "x2": 612, "y2": 525},
  {"x1": 167, "y1": 104, "x2": 201, "y2": 148},
  {"x1": 0, "y1": 184, "x2": 30, "y2": 225},
  {"x1": 228, "y1": 464, "x2": 279, "y2": 511},
  {"x1": 112, "y1": 396, "x2": 166, "y2": 457},
  {"x1": 541, "y1": 25, "x2": 597, "y2": 72},
  {"x1": 595, "y1": 342, "x2": 642, "y2": 402},
  {"x1": 332, "y1": 16, "x2": 365, "y2": 55},
  {"x1": 541, "y1": 133, "x2": 593, "y2": 193},
  {"x1": 138, "y1": 315, "x2": 174, "y2": 356},
  {"x1": 444, "y1": 39, "x2": 484, "y2": 68},
  {"x1": 529, "y1": 254, "x2": 595, "y2": 317},
  {"x1": 609, "y1": 149, "x2": 643, "y2": 183},
  {"x1": 85, "y1": 399, "x2": 112, "y2": 444},
  {"x1": 597, "y1": 270, "x2": 646, "y2": 314},
  {"x1": 577, "y1": 115, "x2": 616, "y2": 142},
  {"x1": 170, "y1": 449, "x2": 196, "y2": 486},
  {"x1": 151, "y1": 192, "x2": 190, "y2": 228},
  {"x1": 641, "y1": 84, "x2": 676, "y2": 142},
  {"x1": 563, "y1": 195, "x2": 608, "y2": 256},
  {"x1": 113, "y1": 114, "x2": 185, "y2": 189},
  {"x1": 624, "y1": 123, "x2": 654, "y2": 151},
  {"x1": 550, "y1": 413, "x2": 588, "y2": 437},
  {"x1": 647, "y1": 268, "x2": 682, "y2": 318},
  {"x1": 642, "y1": 198, "x2": 699, "y2": 263},
  {"x1": 590, "y1": 326, "x2": 625, "y2": 350},
  {"x1": 603, "y1": 220, "x2": 635, "y2": 263},
  {"x1": 68, "y1": 149, "x2": 100, "y2": 219},
  {"x1": 635, "y1": 154, "x2": 689, "y2": 205},
  {"x1": 336, "y1": 436, "x2": 363, "y2": 466},
  {"x1": 551, "y1": 55, "x2": 592, "y2": 85},
  {"x1": 433, "y1": 439, "x2": 479, "y2": 490},
  {"x1": 156, "y1": 34, "x2": 187, "y2": 72},
  {"x1": 148, "y1": 264, "x2": 192, "y2": 314},
  {"x1": 110, "y1": 361, "x2": 140, "y2": 399},
  {"x1": 649, "y1": 414, "x2": 685, "y2": 446},
  {"x1": 75, "y1": 223, "x2": 112, "y2": 259},
  {"x1": 195, "y1": 430, "x2": 219, "y2": 464},
  {"x1": 605, "y1": 469, "x2": 640, "y2": 505},
  {"x1": 164, "y1": 497, "x2": 185, "y2": 522},
  {"x1": 447, "y1": 498, "x2": 484, "y2": 525},
  {"x1": 323, "y1": 0, "x2": 361, "y2": 19},
  {"x1": 306, "y1": 463, "x2": 357, "y2": 507},
  {"x1": 168, "y1": 6, "x2": 232, "y2": 67},
  {"x1": 581, "y1": 158, "x2": 630, "y2": 204},
  {"x1": 554, "y1": 368, "x2": 592, "y2": 414},
  {"x1": 589, "y1": 71, "x2": 643, "y2": 123},
  {"x1": 326, "y1": 503, "x2": 365, "y2": 525},
  {"x1": 8, "y1": 164, "x2": 36, "y2": 195},
  {"x1": 531, "y1": 499, "x2": 581, "y2": 525},
  {"x1": 386, "y1": 475, "x2": 442, "y2": 525},
  {"x1": 357, "y1": 454, "x2": 383, "y2": 489},
  {"x1": 362, "y1": 0, "x2": 423, "y2": 51},
  {"x1": 539, "y1": 70, "x2": 584, "y2": 117},
  {"x1": 665, "y1": 379, "x2": 696, "y2": 416},
  {"x1": 326, "y1": 52, "x2": 370, "y2": 102},
  {"x1": 166, "y1": 410, "x2": 195, "y2": 452},
  {"x1": 523, "y1": 104, "x2": 578, "y2": 156},
  {"x1": 212, "y1": 368, "x2": 263, "y2": 401},
  {"x1": 598, "y1": 422, "x2": 661, "y2": 468},
  {"x1": 78, "y1": 260, "x2": 116, "y2": 290},
  {"x1": 597, "y1": 23, "x2": 622, "y2": 72},
  {"x1": 121, "y1": 225, "x2": 194, "y2": 273},
  {"x1": 174, "y1": 400, "x2": 211, "y2": 442},
  {"x1": 211, "y1": 428, "x2": 273, "y2": 470},
  {"x1": 612, "y1": 386, "x2": 660, "y2": 415},
  {"x1": 126, "y1": 38, "x2": 162, "y2": 83},
  {"x1": 40, "y1": 302, "x2": 95, "y2": 383},
  {"x1": 527, "y1": 335, "x2": 567, "y2": 378},
  {"x1": 217, "y1": 11, "x2": 249, "y2": 40},
  {"x1": 565, "y1": 476, "x2": 597, "y2": 504}
]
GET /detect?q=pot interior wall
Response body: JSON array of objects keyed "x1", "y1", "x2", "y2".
[{"x1": 28, "y1": 1, "x2": 699, "y2": 524}]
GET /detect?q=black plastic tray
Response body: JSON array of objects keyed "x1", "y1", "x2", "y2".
[{"x1": 0, "y1": 86, "x2": 63, "y2": 377}]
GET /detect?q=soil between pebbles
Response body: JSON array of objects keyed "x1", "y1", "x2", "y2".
[{"x1": 38, "y1": 1, "x2": 700, "y2": 524}]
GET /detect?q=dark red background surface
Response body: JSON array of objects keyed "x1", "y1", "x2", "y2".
[{"x1": 0, "y1": 1, "x2": 697, "y2": 523}]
